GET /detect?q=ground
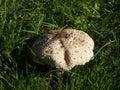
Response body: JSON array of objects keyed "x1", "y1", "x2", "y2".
[{"x1": 0, "y1": 0, "x2": 120, "y2": 90}]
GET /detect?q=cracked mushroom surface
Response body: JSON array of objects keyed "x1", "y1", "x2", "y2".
[{"x1": 32, "y1": 29, "x2": 94, "y2": 70}]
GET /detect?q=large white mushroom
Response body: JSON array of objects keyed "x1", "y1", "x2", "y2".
[{"x1": 32, "y1": 29, "x2": 94, "y2": 70}]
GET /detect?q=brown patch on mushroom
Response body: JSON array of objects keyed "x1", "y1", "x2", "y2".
[
  {"x1": 54, "y1": 30, "x2": 69, "y2": 39},
  {"x1": 64, "y1": 49, "x2": 70, "y2": 66},
  {"x1": 46, "y1": 30, "x2": 69, "y2": 47}
]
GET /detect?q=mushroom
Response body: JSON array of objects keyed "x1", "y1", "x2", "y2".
[{"x1": 32, "y1": 29, "x2": 94, "y2": 70}]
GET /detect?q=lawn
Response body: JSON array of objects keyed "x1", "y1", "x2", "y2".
[{"x1": 0, "y1": 0, "x2": 120, "y2": 90}]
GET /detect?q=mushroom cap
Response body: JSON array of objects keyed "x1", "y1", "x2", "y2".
[{"x1": 32, "y1": 29, "x2": 94, "y2": 70}]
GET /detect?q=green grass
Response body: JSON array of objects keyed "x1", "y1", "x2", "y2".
[{"x1": 0, "y1": 0, "x2": 120, "y2": 90}]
